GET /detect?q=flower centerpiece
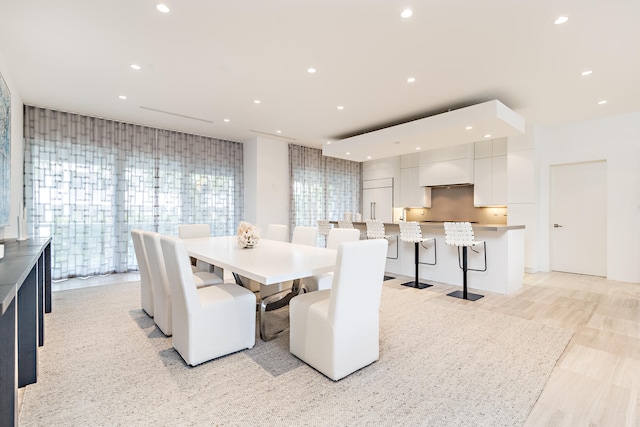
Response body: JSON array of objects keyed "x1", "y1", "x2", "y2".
[{"x1": 237, "y1": 221, "x2": 260, "y2": 248}]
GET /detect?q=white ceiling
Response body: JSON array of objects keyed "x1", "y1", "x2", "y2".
[{"x1": 1, "y1": 0, "x2": 639, "y2": 157}]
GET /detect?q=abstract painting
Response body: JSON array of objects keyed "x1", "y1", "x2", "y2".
[{"x1": 0, "y1": 71, "x2": 10, "y2": 226}]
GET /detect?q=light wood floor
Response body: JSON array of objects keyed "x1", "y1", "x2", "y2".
[
  {"x1": 424, "y1": 270, "x2": 640, "y2": 427},
  {"x1": 45, "y1": 270, "x2": 640, "y2": 426}
]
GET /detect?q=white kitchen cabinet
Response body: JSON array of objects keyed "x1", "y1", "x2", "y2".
[
  {"x1": 418, "y1": 143, "x2": 474, "y2": 186},
  {"x1": 363, "y1": 178, "x2": 393, "y2": 222},
  {"x1": 474, "y1": 138, "x2": 508, "y2": 206},
  {"x1": 400, "y1": 166, "x2": 430, "y2": 207}
]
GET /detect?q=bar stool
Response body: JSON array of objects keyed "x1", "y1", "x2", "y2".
[
  {"x1": 398, "y1": 221, "x2": 436, "y2": 289},
  {"x1": 444, "y1": 222, "x2": 487, "y2": 301},
  {"x1": 317, "y1": 219, "x2": 332, "y2": 247},
  {"x1": 337, "y1": 219, "x2": 354, "y2": 229},
  {"x1": 366, "y1": 219, "x2": 397, "y2": 280}
]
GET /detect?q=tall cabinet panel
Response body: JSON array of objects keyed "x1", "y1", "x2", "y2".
[{"x1": 363, "y1": 178, "x2": 393, "y2": 222}]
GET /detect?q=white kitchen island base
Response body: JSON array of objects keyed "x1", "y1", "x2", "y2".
[{"x1": 353, "y1": 222, "x2": 525, "y2": 295}]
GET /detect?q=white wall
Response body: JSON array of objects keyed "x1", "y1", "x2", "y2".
[
  {"x1": 242, "y1": 136, "x2": 289, "y2": 235},
  {"x1": 0, "y1": 52, "x2": 24, "y2": 240},
  {"x1": 536, "y1": 112, "x2": 640, "y2": 283}
]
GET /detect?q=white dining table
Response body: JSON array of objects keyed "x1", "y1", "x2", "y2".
[{"x1": 182, "y1": 236, "x2": 337, "y2": 340}]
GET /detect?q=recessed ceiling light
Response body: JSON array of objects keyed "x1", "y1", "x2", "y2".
[
  {"x1": 598, "y1": 100, "x2": 607, "y2": 105},
  {"x1": 415, "y1": 147, "x2": 421, "y2": 150},
  {"x1": 581, "y1": 70, "x2": 593, "y2": 76},
  {"x1": 130, "y1": 64, "x2": 141, "y2": 70},
  {"x1": 337, "y1": 105, "x2": 344, "y2": 110},
  {"x1": 156, "y1": 4, "x2": 170, "y2": 13},
  {"x1": 307, "y1": 68, "x2": 316, "y2": 74},
  {"x1": 326, "y1": 141, "x2": 332, "y2": 145},
  {"x1": 401, "y1": 9, "x2": 413, "y2": 18},
  {"x1": 465, "y1": 126, "x2": 473, "y2": 130},
  {"x1": 254, "y1": 100, "x2": 261, "y2": 104},
  {"x1": 346, "y1": 152, "x2": 351, "y2": 155},
  {"x1": 276, "y1": 130, "x2": 282, "y2": 134},
  {"x1": 118, "y1": 95, "x2": 127, "y2": 100},
  {"x1": 554, "y1": 16, "x2": 569, "y2": 25},
  {"x1": 367, "y1": 156, "x2": 372, "y2": 160},
  {"x1": 223, "y1": 118, "x2": 230, "y2": 123},
  {"x1": 484, "y1": 134, "x2": 492, "y2": 138},
  {"x1": 407, "y1": 77, "x2": 416, "y2": 83}
]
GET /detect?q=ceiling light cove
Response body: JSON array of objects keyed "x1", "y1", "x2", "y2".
[
  {"x1": 156, "y1": 4, "x2": 170, "y2": 13},
  {"x1": 554, "y1": 16, "x2": 569, "y2": 25},
  {"x1": 401, "y1": 9, "x2": 413, "y2": 18},
  {"x1": 323, "y1": 100, "x2": 524, "y2": 162}
]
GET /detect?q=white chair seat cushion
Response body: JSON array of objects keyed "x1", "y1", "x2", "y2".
[
  {"x1": 177, "y1": 283, "x2": 255, "y2": 366},
  {"x1": 302, "y1": 272, "x2": 333, "y2": 292},
  {"x1": 193, "y1": 272, "x2": 224, "y2": 288}
]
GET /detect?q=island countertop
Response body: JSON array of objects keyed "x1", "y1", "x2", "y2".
[{"x1": 345, "y1": 221, "x2": 525, "y2": 232}]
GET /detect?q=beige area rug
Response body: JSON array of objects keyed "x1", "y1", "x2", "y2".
[{"x1": 20, "y1": 281, "x2": 572, "y2": 426}]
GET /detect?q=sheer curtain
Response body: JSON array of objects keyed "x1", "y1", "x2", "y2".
[
  {"x1": 24, "y1": 106, "x2": 243, "y2": 279},
  {"x1": 289, "y1": 144, "x2": 361, "y2": 238}
]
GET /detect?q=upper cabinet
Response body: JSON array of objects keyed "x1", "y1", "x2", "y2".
[
  {"x1": 399, "y1": 153, "x2": 431, "y2": 207},
  {"x1": 473, "y1": 138, "x2": 507, "y2": 206},
  {"x1": 418, "y1": 143, "x2": 474, "y2": 186}
]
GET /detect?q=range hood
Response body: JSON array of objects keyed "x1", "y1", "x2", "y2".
[{"x1": 322, "y1": 100, "x2": 524, "y2": 162}]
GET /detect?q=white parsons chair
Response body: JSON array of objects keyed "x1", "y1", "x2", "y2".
[
  {"x1": 290, "y1": 239, "x2": 388, "y2": 381},
  {"x1": 143, "y1": 231, "x2": 223, "y2": 336},
  {"x1": 300, "y1": 228, "x2": 360, "y2": 292},
  {"x1": 131, "y1": 230, "x2": 153, "y2": 317},
  {"x1": 160, "y1": 235, "x2": 256, "y2": 366}
]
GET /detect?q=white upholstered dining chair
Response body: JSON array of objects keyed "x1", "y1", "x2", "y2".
[
  {"x1": 131, "y1": 229, "x2": 154, "y2": 317},
  {"x1": 178, "y1": 223, "x2": 214, "y2": 273},
  {"x1": 265, "y1": 224, "x2": 288, "y2": 242},
  {"x1": 143, "y1": 231, "x2": 224, "y2": 336},
  {"x1": 289, "y1": 238, "x2": 388, "y2": 381},
  {"x1": 300, "y1": 227, "x2": 361, "y2": 292},
  {"x1": 160, "y1": 235, "x2": 256, "y2": 366}
]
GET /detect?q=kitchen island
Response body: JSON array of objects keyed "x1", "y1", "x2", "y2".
[{"x1": 349, "y1": 222, "x2": 525, "y2": 295}]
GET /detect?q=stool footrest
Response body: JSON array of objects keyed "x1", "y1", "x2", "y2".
[
  {"x1": 447, "y1": 290, "x2": 484, "y2": 301},
  {"x1": 401, "y1": 280, "x2": 433, "y2": 289}
]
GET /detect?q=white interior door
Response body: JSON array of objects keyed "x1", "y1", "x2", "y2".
[{"x1": 550, "y1": 161, "x2": 607, "y2": 276}]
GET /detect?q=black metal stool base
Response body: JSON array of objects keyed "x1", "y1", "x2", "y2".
[
  {"x1": 383, "y1": 275, "x2": 395, "y2": 281},
  {"x1": 447, "y1": 290, "x2": 484, "y2": 301},
  {"x1": 401, "y1": 281, "x2": 433, "y2": 289}
]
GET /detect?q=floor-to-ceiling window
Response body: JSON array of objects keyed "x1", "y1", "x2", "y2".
[
  {"x1": 24, "y1": 106, "x2": 243, "y2": 279},
  {"x1": 289, "y1": 144, "x2": 361, "y2": 239}
]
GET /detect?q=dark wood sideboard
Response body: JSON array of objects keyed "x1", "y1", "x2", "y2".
[{"x1": 0, "y1": 238, "x2": 51, "y2": 427}]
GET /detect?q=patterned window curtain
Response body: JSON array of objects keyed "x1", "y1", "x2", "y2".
[
  {"x1": 23, "y1": 106, "x2": 243, "y2": 279},
  {"x1": 289, "y1": 144, "x2": 361, "y2": 241}
]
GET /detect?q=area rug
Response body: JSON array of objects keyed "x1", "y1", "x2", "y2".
[{"x1": 19, "y1": 281, "x2": 572, "y2": 426}]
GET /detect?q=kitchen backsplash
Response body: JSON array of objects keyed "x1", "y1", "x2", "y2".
[{"x1": 403, "y1": 185, "x2": 507, "y2": 224}]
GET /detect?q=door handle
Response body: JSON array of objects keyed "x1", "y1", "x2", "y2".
[{"x1": 553, "y1": 224, "x2": 563, "y2": 228}]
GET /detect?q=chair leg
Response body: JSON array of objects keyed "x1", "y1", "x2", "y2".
[
  {"x1": 447, "y1": 246, "x2": 484, "y2": 301},
  {"x1": 401, "y1": 242, "x2": 432, "y2": 289}
]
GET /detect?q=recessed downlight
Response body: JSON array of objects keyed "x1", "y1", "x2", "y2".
[
  {"x1": 484, "y1": 134, "x2": 492, "y2": 138},
  {"x1": 254, "y1": 100, "x2": 261, "y2": 104},
  {"x1": 326, "y1": 141, "x2": 332, "y2": 145},
  {"x1": 598, "y1": 100, "x2": 607, "y2": 105},
  {"x1": 156, "y1": 4, "x2": 170, "y2": 13},
  {"x1": 118, "y1": 95, "x2": 127, "y2": 100},
  {"x1": 367, "y1": 156, "x2": 372, "y2": 160},
  {"x1": 415, "y1": 147, "x2": 421, "y2": 150},
  {"x1": 307, "y1": 68, "x2": 316, "y2": 74},
  {"x1": 401, "y1": 9, "x2": 413, "y2": 18},
  {"x1": 465, "y1": 126, "x2": 473, "y2": 130},
  {"x1": 346, "y1": 152, "x2": 351, "y2": 155},
  {"x1": 407, "y1": 77, "x2": 416, "y2": 83},
  {"x1": 337, "y1": 105, "x2": 344, "y2": 110},
  {"x1": 554, "y1": 16, "x2": 569, "y2": 25},
  {"x1": 130, "y1": 64, "x2": 141, "y2": 70},
  {"x1": 276, "y1": 130, "x2": 282, "y2": 134},
  {"x1": 581, "y1": 70, "x2": 593, "y2": 76}
]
